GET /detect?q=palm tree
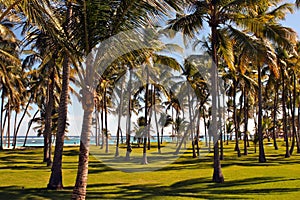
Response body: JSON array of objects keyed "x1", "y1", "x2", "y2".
[{"x1": 70, "y1": 1, "x2": 182, "y2": 199}]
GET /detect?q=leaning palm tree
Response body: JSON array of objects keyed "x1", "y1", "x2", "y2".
[{"x1": 70, "y1": 1, "x2": 182, "y2": 199}]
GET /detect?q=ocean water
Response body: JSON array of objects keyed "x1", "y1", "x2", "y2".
[{"x1": 1, "y1": 135, "x2": 180, "y2": 147}]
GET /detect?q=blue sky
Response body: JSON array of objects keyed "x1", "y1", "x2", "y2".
[{"x1": 284, "y1": 1, "x2": 300, "y2": 37}]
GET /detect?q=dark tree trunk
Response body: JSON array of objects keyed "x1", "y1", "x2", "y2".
[
  {"x1": 297, "y1": 104, "x2": 300, "y2": 153},
  {"x1": 258, "y1": 65, "x2": 266, "y2": 162},
  {"x1": 290, "y1": 72, "x2": 297, "y2": 155},
  {"x1": 196, "y1": 107, "x2": 201, "y2": 157},
  {"x1": 272, "y1": 83, "x2": 278, "y2": 150},
  {"x1": 142, "y1": 74, "x2": 149, "y2": 165},
  {"x1": 203, "y1": 109, "x2": 208, "y2": 147},
  {"x1": 0, "y1": 92, "x2": 4, "y2": 150},
  {"x1": 7, "y1": 102, "x2": 11, "y2": 148},
  {"x1": 12, "y1": 110, "x2": 17, "y2": 149},
  {"x1": 233, "y1": 79, "x2": 241, "y2": 157},
  {"x1": 44, "y1": 68, "x2": 55, "y2": 166},
  {"x1": 2, "y1": 109, "x2": 8, "y2": 147},
  {"x1": 281, "y1": 67, "x2": 290, "y2": 158},
  {"x1": 243, "y1": 87, "x2": 248, "y2": 155}
]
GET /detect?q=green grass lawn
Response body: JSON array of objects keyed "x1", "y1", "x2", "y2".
[{"x1": 1, "y1": 140, "x2": 300, "y2": 199}]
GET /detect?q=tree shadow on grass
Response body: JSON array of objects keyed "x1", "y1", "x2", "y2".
[
  {"x1": 0, "y1": 177, "x2": 299, "y2": 199},
  {"x1": 85, "y1": 176, "x2": 300, "y2": 199}
]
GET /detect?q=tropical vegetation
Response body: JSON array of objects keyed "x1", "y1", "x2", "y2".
[{"x1": 1, "y1": 0, "x2": 300, "y2": 199}]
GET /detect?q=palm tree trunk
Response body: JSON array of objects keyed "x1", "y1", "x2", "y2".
[
  {"x1": 272, "y1": 84, "x2": 278, "y2": 150},
  {"x1": 160, "y1": 126, "x2": 164, "y2": 145},
  {"x1": 196, "y1": 108, "x2": 201, "y2": 157},
  {"x1": 104, "y1": 88, "x2": 109, "y2": 153},
  {"x1": 243, "y1": 87, "x2": 248, "y2": 155},
  {"x1": 258, "y1": 65, "x2": 266, "y2": 162},
  {"x1": 125, "y1": 70, "x2": 132, "y2": 160},
  {"x1": 7, "y1": 102, "x2": 11, "y2": 148},
  {"x1": 153, "y1": 88, "x2": 161, "y2": 154},
  {"x1": 233, "y1": 79, "x2": 241, "y2": 157},
  {"x1": 289, "y1": 72, "x2": 297, "y2": 155},
  {"x1": 44, "y1": 69, "x2": 54, "y2": 164},
  {"x1": 13, "y1": 95, "x2": 32, "y2": 148},
  {"x1": 94, "y1": 111, "x2": 98, "y2": 146},
  {"x1": 47, "y1": 55, "x2": 70, "y2": 189},
  {"x1": 23, "y1": 110, "x2": 39, "y2": 147},
  {"x1": 2, "y1": 109, "x2": 8, "y2": 147},
  {"x1": 203, "y1": 109, "x2": 208, "y2": 147},
  {"x1": 281, "y1": 66, "x2": 290, "y2": 158},
  {"x1": 71, "y1": 95, "x2": 93, "y2": 200},
  {"x1": 47, "y1": 1, "x2": 72, "y2": 189},
  {"x1": 297, "y1": 104, "x2": 300, "y2": 153},
  {"x1": 218, "y1": 85, "x2": 224, "y2": 160},
  {"x1": 100, "y1": 108, "x2": 104, "y2": 149},
  {"x1": 211, "y1": 12, "x2": 224, "y2": 182},
  {"x1": 12, "y1": 110, "x2": 18, "y2": 149},
  {"x1": 142, "y1": 67, "x2": 149, "y2": 165},
  {"x1": 115, "y1": 87, "x2": 124, "y2": 157},
  {"x1": 0, "y1": 91, "x2": 4, "y2": 150}
]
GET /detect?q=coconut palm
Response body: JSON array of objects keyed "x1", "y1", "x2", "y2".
[{"x1": 70, "y1": 1, "x2": 182, "y2": 199}]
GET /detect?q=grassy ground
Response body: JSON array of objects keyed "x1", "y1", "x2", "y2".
[{"x1": 0, "y1": 140, "x2": 300, "y2": 199}]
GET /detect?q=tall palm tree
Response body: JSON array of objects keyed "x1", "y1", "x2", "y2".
[{"x1": 70, "y1": 1, "x2": 182, "y2": 199}]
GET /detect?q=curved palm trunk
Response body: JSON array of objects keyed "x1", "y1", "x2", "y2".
[
  {"x1": 13, "y1": 95, "x2": 32, "y2": 149},
  {"x1": 71, "y1": 93, "x2": 94, "y2": 200},
  {"x1": 258, "y1": 65, "x2": 266, "y2": 162},
  {"x1": 47, "y1": 2, "x2": 72, "y2": 189},
  {"x1": 47, "y1": 55, "x2": 70, "y2": 189},
  {"x1": 2, "y1": 109, "x2": 8, "y2": 147},
  {"x1": 23, "y1": 110, "x2": 39, "y2": 147}
]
